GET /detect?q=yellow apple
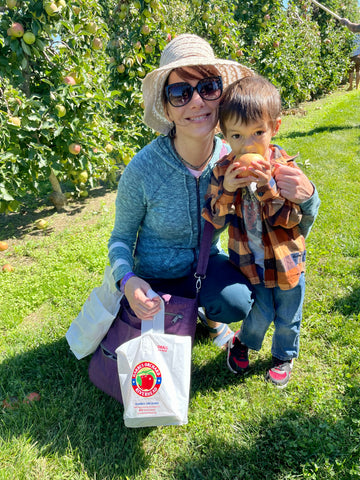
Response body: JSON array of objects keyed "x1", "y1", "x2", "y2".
[
  {"x1": 8, "y1": 116, "x2": 21, "y2": 127},
  {"x1": 23, "y1": 31, "x2": 36, "y2": 44},
  {"x1": 55, "y1": 104, "x2": 66, "y2": 117},
  {"x1": 34, "y1": 219, "x2": 48, "y2": 229},
  {"x1": 78, "y1": 170, "x2": 88, "y2": 183},
  {"x1": 0, "y1": 241, "x2": 9, "y2": 251}
]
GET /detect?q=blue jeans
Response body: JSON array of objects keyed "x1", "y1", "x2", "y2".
[
  {"x1": 239, "y1": 271, "x2": 305, "y2": 361},
  {"x1": 149, "y1": 253, "x2": 254, "y2": 325},
  {"x1": 199, "y1": 253, "x2": 253, "y2": 323}
]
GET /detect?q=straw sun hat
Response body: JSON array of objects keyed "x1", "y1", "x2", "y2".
[{"x1": 142, "y1": 34, "x2": 254, "y2": 135}]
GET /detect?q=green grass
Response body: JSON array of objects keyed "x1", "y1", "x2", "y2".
[{"x1": 1, "y1": 87, "x2": 360, "y2": 480}]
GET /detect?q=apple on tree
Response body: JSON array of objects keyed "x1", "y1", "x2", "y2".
[
  {"x1": 68, "y1": 143, "x2": 81, "y2": 155},
  {"x1": 6, "y1": 0, "x2": 17, "y2": 9},
  {"x1": 55, "y1": 104, "x2": 66, "y2": 117},
  {"x1": 23, "y1": 32, "x2": 36, "y2": 45},
  {"x1": 78, "y1": 170, "x2": 88, "y2": 183},
  {"x1": 86, "y1": 22, "x2": 97, "y2": 34},
  {"x1": 8, "y1": 116, "x2": 21, "y2": 127},
  {"x1": 63, "y1": 75, "x2": 76, "y2": 85},
  {"x1": 92, "y1": 38, "x2": 103, "y2": 50},
  {"x1": 44, "y1": 2, "x2": 58, "y2": 16},
  {"x1": 7, "y1": 22, "x2": 24, "y2": 38}
]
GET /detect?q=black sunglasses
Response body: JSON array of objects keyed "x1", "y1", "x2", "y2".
[{"x1": 165, "y1": 76, "x2": 223, "y2": 107}]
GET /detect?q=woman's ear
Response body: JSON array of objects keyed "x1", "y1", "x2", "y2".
[{"x1": 272, "y1": 117, "x2": 281, "y2": 136}]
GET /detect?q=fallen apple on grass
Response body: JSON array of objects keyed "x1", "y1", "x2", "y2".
[
  {"x1": 34, "y1": 219, "x2": 48, "y2": 229},
  {"x1": 2, "y1": 264, "x2": 14, "y2": 272},
  {"x1": 0, "y1": 241, "x2": 9, "y2": 251}
]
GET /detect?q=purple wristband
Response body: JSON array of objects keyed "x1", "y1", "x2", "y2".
[{"x1": 120, "y1": 272, "x2": 136, "y2": 294}]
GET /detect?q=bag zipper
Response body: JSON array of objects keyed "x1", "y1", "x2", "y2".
[
  {"x1": 165, "y1": 312, "x2": 183, "y2": 324},
  {"x1": 101, "y1": 344, "x2": 117, "y2": 361}
]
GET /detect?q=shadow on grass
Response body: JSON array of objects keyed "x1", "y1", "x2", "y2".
[
  {"x1": 332, "y1": 265, "x2": 360, "y2": 316},
  {"x1": 171, "y1": 389, "x2": 360, "y2": 479},
  {"x1": 0, "y1": 339, "x2": 151, "y2": 479},
  {"x1": 2, "y1": 335, "x2": 359, "y2": 479},
  {"x1": 0, "y1": 185, "x2": 115, "y2": 241},
  {"x1": 278, "y1": 124, "x2": 360, "y2": 141}
]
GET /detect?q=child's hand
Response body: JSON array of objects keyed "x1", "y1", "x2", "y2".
[
  {"x1": 251, "y1": 157, "x2": 271, "y2": 187},
  {"x1": 223, "y1": 162, "x2": 256, "y2": 192}
]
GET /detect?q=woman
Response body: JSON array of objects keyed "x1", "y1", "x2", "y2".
[{"x1": 108, "y1": 34, "x2": 320, "y2": 348}]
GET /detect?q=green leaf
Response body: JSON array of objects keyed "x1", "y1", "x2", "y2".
[{"x1": 21, "y1": 39, "x2": 32, "y2": 56}]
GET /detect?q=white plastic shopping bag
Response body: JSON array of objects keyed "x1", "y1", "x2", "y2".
[
  {"x1": 116, "y1": 290, "x2": 192, "y2": 428},
  {"x1": 66, "y1": 266, "x2": 123, "y2": 359}
]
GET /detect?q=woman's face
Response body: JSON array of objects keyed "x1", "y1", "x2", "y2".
[{"x1": 164, "y1": 68, "x2": 221, "y2": 140}]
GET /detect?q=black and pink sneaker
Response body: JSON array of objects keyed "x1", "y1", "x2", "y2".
[
  {"x1": 227, "y1": 332, "x2": 249, "y2": 374},
  {"x1": 266, "y1": 357, "x2": 294, "y2": 388}
]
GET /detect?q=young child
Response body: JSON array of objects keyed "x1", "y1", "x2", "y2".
[{"x1": 202, "y1": 75, "x2": 312, "y2": 388}]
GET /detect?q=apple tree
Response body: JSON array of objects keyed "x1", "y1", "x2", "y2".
[{"x1": 0, "y1": 0, "x2": 120, "y2": 213}]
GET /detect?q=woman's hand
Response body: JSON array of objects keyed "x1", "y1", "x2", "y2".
[
  {"x1": 124, "y1": 276, "x2": 161, "y2": 320},
  {"x1": 273, "y1": 164, "x2": 314, "y2": 204}
]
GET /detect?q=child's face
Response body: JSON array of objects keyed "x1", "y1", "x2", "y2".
[{"x1": 224, "y1": 115, "x2": 281, "y2": 158}]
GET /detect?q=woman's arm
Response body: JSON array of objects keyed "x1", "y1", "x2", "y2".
[{"x1": 108, "y1": 161, "x2": 161, "y2": 319}]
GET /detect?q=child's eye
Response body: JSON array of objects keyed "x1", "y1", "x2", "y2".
[
  {"x1": 231, "y1": 134, "x2": 241, "y2": 139},
  {"x1": 254, "y1": 130, "x2": 265, "y2": 136}
]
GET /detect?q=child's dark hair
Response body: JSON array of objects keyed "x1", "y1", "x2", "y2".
[{"x1": 219, "y1": 75, "x2": 282, "y2": 136}]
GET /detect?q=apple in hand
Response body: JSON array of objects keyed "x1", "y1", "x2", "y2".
[{"x1": 234, "y1": 153, "x2": 264, "y2": 178}]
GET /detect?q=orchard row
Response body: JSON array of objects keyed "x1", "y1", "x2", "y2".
[{"x1": 0, "y1": 0, "x2": 357, "y2": 212}]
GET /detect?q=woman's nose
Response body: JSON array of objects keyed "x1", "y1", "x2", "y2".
[{"x1": 189, "y1": 89, "x2": 205, "y2": 106}]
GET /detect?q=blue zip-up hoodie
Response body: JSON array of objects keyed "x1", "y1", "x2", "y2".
[{"x1": 108, "y1": 135, "x2": 320, "y2": 288}]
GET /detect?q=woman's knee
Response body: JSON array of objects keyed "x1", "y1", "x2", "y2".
[{"x1": 201, "y1": 285, "x2": 253, "y2": 324}]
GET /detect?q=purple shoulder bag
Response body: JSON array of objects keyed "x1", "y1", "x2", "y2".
[{"x1": 88, "y1": 222, "x2": 215, "y2": 403}]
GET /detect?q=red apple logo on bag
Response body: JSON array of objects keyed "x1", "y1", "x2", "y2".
[
  {"x1": 140, "y1": 374, "x2": 154, "y2": 390},
  {"x1": 132, "y1": 362, "x2": 162, "y2": 397}
]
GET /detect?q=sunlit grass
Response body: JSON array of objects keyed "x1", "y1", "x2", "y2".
[{"x1": 0, "y1": 88, "x2": 359, "y2": 480}]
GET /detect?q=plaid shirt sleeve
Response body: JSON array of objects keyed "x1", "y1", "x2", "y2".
[
  {"x1": 253, "y1": 156, "x2": 303, "y2": 228},
  {"x1": 255, "y1": 175, "x2": 302, "y2": 229},
  {"x1": 202, "y1": 157, "x2": 237, "y2": 229}
]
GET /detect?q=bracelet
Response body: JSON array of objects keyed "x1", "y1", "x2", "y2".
[{"x1": 120, "y1": 272, "x2": 136, "y2": 294}]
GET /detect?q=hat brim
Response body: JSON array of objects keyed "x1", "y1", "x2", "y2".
[{"x1": 142, "y1": 57, "x2": 254, "y2": 135}]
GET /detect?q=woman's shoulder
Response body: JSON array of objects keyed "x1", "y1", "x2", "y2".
[{"x1": 124, "y1": 136, "x2": 170, "y2": 171}]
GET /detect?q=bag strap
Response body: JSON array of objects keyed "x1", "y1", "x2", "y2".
[
  {"x1": 194, "y1": 220, "x2": 214, "y2": 293},
  {"x1": 194, "y1": 142, "x2": 228, "y2": 292}
]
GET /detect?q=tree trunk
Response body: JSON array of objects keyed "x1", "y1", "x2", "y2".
[{"x1": 48, "y1": 169, "x2": 67, "y2": 212}]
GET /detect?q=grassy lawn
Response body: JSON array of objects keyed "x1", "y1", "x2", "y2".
[{"x1": 0, "y1": 87, "x2": 359, "y2": 480}]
